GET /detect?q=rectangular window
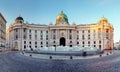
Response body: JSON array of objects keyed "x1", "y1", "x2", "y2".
[
  {"x1": 41, "y1": 42, "x2": 43, "y2": 44},
  {"x1": 35, "y1": 30, "x2": 37, "y2": 33},
  {"x1": 53, "y1": 41, "x2": 56, "y2": 43},
  {"x1": 16, "y1": 35, "x2": 18, "y2": 40},
  {"x1": 46, "y1": 30, "x2": 48, "y2": 34},
  {"x1": 82, "y1": 41, "x2": 84, "y2": 44},
  {"x1": 35, "y1": 35, "x2": 37, "y2": 40},
  {"x1": 23, "y1": 35, "x2": 26, "y2": 39},
  {"x1": 69, "y1": 35, "x2": 72, "y2": 39},
  {"x1": 16, "y1": 29, "x2": 18, "y2": 32},
  {"x1": 35, "y1": 41, "x2": 37, "y2": 44},
  {"x1": 82, "y1": 45, "x2": 84, "y2": 47},
  {"x1": 24, "y1": 45, "x2": 26, "y2": 49},
  {"x1": 29, "y1": 35, "x2": 31, "y2": 39},
  {"x1": 82, "y1": 35, "x2": 84, "y2": 40},
  {"x1": 46, "y1": 42, "x2": 48, "y2": 44},
  {"x1": 70, "y1": 45, "x2": 72, "y2": 47},
  {"x1": 77, "y1": 35, "x2": 79, "y2": 40},
  {"x1": 88, "y1": 41, "x2": 90, "y2": 44},
  {"x1": 88, "y1": 34, "x2": 90, "y2": 39},
  {"x1": 94, "y1": 33, "x2": 95, "y2": 39},
  {"x1": 77, "y1": 42, "x2": 79, "y2": 44},
  {"x1": 46, "y1": 38, "x2": 48, "y2": 40},
  {"x1": 23, "y1": 28, "x2": 26, "y2": 32},
  {"x1": 82, "y1": 30, "x2": 84, "y2": 33},
  {"x1": 106, "y1": 36, "x2": 109, "y2": 39},
  {"x1": 99, "y1": 45, "x2": 101, "y2": 49},
  {"x1": 106, "y1": 29, "x2": 109, "y2": 33},
  {"x1": 98, "y1": 33, "x2": 101, "y2": 39},
  {"x1": 29, "y1": 29, "x2": 31, "y2": 33},
  {"x1": 41, "y1": 35, "x2": 43, "y2": 40},
  {"x1": 24, "y1": 41, "x2": 26, "y2": 44},
  {"x1": 88, "y1": 30, "x2": 90, "y2": 33},
  {"x1": 41, "y1": 30, "x2": 43, "y2": 34},
  {"x1": 98, "y1": 28, "x2": 101, "y2": 32},
  {"x1": 106, "y1": 34, "x2": 109, "y2": 39},
  {"x1": 94, "y1": 30, "x2": 95, "y2": 33},
  {"x1": 29, "y1": 41, "x2": 31, "y2": 44},
  {"x1": 53, "y1": 35, "x2": 56, "y2": 39},
  {"x1": 29, "y1": 45, "x2": 31, "y2": 48},
  {"x1": 35, "y1": 46, "x2": 37, "y2": 48},
  {"x1": 94, "y1": 41, "x2": 96, "y2": 44},
  {"x1": 69, "y1": 30, "x2": 72, "y2": 33},
  {"x1": 53, "y1": 45, "x2": 55, "y2": 47},
  {"x1": 53, "y1": 29, "x2": 56, "y2": 33},
  {"x1": 46, "y1": 35, "x2": 48, "y2": 40},
  {"x1": 99, "y1": 40, "x2": 101, "y2": 44}
]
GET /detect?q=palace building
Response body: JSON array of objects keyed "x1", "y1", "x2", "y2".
[
  {"x1": 0, "y1": 13, "x2": 7, "y2": 49},
  {"x1": 6, "y1": 11, "x2": 114, "y2": 50}
]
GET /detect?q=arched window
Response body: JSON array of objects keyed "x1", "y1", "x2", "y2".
[{"x1": 20, "y1": 20, "x2": 23, "y2": 23}]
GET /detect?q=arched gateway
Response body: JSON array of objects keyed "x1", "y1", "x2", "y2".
[{"x1": 60, "y1": 37, "x2": 66, "y2": 46}]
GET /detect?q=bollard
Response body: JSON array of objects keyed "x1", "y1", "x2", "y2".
[
  {"x1": 82, "y1": 52, "x2": 87, "y2": 57},
  {"x1": 50, "y1": 56, "x2": 52, "y2": 59},
  {"x1": 22, "y1": 51, "x2": 24, "y2": 55},
  {"x1": 99, "y1": 54, "x2": 102, "y2": 57},
  {"x1": 70, "y1": 56, "x2": 73, "y2": 59},
  {"x1": 110, "y1": 51, "x2": 112, "y2": 54},
  {"x1": 30, "y1": 54, "x2": 32, "y2": 57},
  {"x1": 106, "y1": 53, "x2": 109, "y2": 55}
]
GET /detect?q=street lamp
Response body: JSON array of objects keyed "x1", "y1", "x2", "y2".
[
  {"x1": 102, "y1": 23, "x2": 105, "y2": 51},
  {"x1": 21, "y1": 24, "x2": 22, "y2": 51}
]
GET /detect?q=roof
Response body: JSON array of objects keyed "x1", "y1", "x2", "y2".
[
  {"x1": 15, "y1": 16, "x2": 24, "y2": 21},
  {"x1": 0, "y1": 12, "x2": 7, "y2": 23}
]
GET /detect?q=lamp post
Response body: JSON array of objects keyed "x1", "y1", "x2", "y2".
[
  {"x1": 0, "y1": 23, "x2": 1, "y2": 49},
  {"x1": 21, "y1": 24, "x2": 22, "y2": 51},
  {"x1": 102, "y1": 24, "x2": 104, "y2": 51}
]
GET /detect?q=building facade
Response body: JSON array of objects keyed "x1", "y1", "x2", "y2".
[
  {"x1": 6, "y1": 11, "x2": 114, "y2": 50},
  {"x1": 114, "y1": 40, "x2": 120, "y2": 49},
  {"x1": 0, "y1": 13, "x2": 7, "y2": 49}
]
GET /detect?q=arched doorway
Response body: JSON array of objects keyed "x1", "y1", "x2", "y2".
[{"x1": 60, "y1": 37, "x2": 66, "y2": 46}]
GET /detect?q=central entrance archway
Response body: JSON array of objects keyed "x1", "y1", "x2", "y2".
[{"x1": 60, "y1": 37, "x2": 66, "y2": 46}]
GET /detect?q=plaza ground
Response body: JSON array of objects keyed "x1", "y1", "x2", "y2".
[
  {"x1": 22, "y1": 50, "x2": 113, "y2": 60},
  {"x1": 0, "y1": 50, "x2": 120, "y2": 72}
]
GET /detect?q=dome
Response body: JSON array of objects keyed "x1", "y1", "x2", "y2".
[
  {"x1": 100, "y1": 16, "x2": 107, "y2": 21},
  {"x1": 99, "y1": 16, "x2": 108, "y2": 23},
  {"x1": 15, "y1": 16, "x2": 24, "y2": 21},
  {"x1": 56, "y1": 11, "x2": 68, "y2": 24},
  {"x1": 14, "y1": 16, "x2": 24, "y2": 24}
]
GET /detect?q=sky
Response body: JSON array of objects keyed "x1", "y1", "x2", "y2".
[{"x1": 0, "y1": 0, "x2": 120, "y2": 42}]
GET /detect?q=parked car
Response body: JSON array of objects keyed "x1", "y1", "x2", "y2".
[{"x1": 12, "y1": 47, "x2": 19, "y2": 51}]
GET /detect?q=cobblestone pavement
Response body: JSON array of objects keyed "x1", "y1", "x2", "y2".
[
  {"x1": 0, "y1": 50, "x2": 120, "y2": 72},
  {"x1": 23, "y1": 50, "x2": 114, "y2": 60}
]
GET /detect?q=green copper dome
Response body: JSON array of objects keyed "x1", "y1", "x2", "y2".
[
  {"x1": 56, "y1": 11, "x2": 68, "y2": 24},
  {"x1": 99, "y1": 16, "x2": 108, "y2": 23}
]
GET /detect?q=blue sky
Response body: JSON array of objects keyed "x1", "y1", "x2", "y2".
[{"x1": 0, "y1": 0, "x2": 120, "y2": 42}]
